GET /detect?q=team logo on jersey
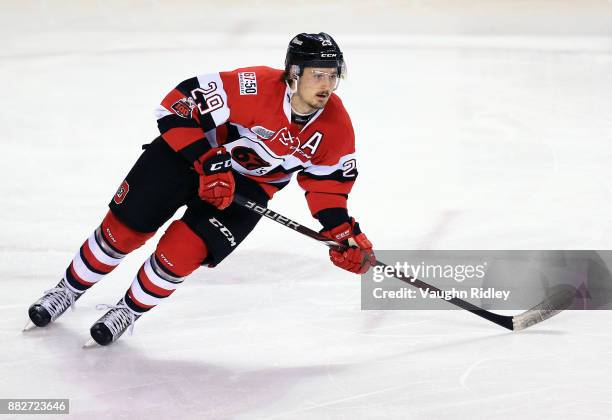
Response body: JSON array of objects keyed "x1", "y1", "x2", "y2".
[
  {"x1": 171, "y1": 97, "x2": 196, "y2": 119},
  {"x1": 238, "y1": 72, "x2": 257, "y2": 95},
  {"x1": 261, "y1": 127, "x2": 301, "y2": 157},
  {"x1": 249, "y1": 126, "x2": 325, "y2": 162},
  {"x1": 113, "y1": 180, "x2": 129, "y2": 204},
  {"x1": 231, "y1": 146, "x2": 271, "y2": 171}
]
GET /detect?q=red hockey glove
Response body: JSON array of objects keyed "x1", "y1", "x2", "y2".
[
  {"x1": 322, "y1": 218, "x2": 376, "y2": 274},
  {"x1": 193, "y1": 147, "x2": 235, "y2": 210}
]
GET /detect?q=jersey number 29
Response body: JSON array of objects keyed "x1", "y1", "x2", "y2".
[{"x1": 191, "y1": 82, "x2": 224, "y2": 116}]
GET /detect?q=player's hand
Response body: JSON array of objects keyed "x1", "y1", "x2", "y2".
[
  {"x1": 322, "y1": 218, "x2": 376, "y2": 274},
  {"x1": 193, "y1": 147, "x2": 235, "y2": 210}
]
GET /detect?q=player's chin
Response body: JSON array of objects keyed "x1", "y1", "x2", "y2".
[{"x1": 312, "y1": 96, "x2": 329, "y2": 108}]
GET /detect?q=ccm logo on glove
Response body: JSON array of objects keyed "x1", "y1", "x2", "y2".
[
  {"x1": 193, "y1": 147, "x2": 235, "y2": 210},
  {"x1": 208, "y1": 160, "x2": 232, "y2": 172},
  {"x1": 322, "y1": 218, "x2": 376, "y2": 275}
]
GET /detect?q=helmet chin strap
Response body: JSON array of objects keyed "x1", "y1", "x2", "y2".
[
  {"x1": 287, "y1": 75, "x2": 300, "y2": 94},
  {"x1": 287, "y1": 78, "x2": 319, "y2": 117}
]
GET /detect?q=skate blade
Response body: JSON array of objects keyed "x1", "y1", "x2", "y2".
[
  {"x1": 22, "y1": 320, "x2": 37, "y2": 332},
  {"x1": 82, "y1": 338, "x2": 99, "y2": 349}
]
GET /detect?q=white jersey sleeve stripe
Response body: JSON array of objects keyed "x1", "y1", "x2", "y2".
[
  {"x1": 196, "y1": 73, "x2": 230, "y2": 127},
  {"x1": 303, "y1": 153, "x2": 356, "y2": 176},
  {"x1": 154, "y1": 105, "x2": 173, "y2": 120}
]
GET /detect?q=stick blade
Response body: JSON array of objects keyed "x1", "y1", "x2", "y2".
[
  {"x1": 512, "y1": 286, "x2": 576, "y2": 331},
  {"x1": 22, "y1": 320, "x2": 37, "y2": 332},
  {"x1": 82, "y1": 338, "x2": 99, "y2": 349}
]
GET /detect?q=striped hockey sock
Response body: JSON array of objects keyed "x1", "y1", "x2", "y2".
[
  {"x1": 120, "y1": 220, "x2": 208, "y2": 314},
  {"x1": 63, "y1": 211, "x2": 154, "y2": 293},
  {"x1": 64, "y1": 226, "x2": 125, "y2": 292},
  {"x1": 123, "y1": 254, "x2": 184, "y2": 313}
]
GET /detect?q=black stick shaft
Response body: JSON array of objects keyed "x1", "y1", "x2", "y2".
[
  {"x1": 233, "y1": 194, "x2": 344, "y2": 251},
  {"x1": 234, "y1": 193, "x2": 513, "y2": 330}
]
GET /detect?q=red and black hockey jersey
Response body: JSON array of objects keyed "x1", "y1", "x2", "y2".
[{"x1": 155, "y1": 66, "x2": 358, "y2": 218}]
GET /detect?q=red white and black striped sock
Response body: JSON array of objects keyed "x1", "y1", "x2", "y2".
[
  {"x1": 63, "y1": 211, "x2": 154, "y2": 294},
  {"x1": 123, "y1": 254, "x2": 184, "y2": 313},
  {"x1": 120, "y1": 219, "x2": 208, "y2": 314},
  {"x1": 64, "y1": 226, "x2": 125, "y2": 293}
]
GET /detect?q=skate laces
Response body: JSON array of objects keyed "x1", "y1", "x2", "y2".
[
  {"x1": 95, "y1": 302, "x2": 139, "y2": 336},
  {"x1": 40, "y1": 282, "x2": 79, "y2": 316}
]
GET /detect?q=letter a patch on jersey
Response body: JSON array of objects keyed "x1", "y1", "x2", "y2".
[{"x1": 113, "y1": 180, "x2": 129, "y2": 204}]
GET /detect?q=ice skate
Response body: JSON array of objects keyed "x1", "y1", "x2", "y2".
[
  {"x1": 87, "y1": 299, "x2": 140, "y2": 346},
  {"x1": 25, "y1": 279, "x2": 84, "y2": 330}
]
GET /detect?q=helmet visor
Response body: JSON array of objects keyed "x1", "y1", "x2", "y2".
[
  {"x1": 310, "y1": 69, "x2": 342, "y2": 90},
  {"x1": 303, "y1": 58, "x2": 346, "y2": 79}
]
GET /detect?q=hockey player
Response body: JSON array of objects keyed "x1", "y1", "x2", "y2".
[{"x1": 26, "y1": 32, "x2": 376, "y2": 346}]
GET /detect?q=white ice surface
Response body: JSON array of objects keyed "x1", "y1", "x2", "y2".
[{"x1": 1, "y1": 2, "x2": 612, "y2": 419}]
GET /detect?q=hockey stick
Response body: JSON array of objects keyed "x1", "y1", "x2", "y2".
[{"x1": 234, "y1": 194, "x2": 574, "y2": 331}]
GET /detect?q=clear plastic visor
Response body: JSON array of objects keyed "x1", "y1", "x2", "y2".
[{"x1": 309, "y1": 66, "x2": 345, "y2": 90}]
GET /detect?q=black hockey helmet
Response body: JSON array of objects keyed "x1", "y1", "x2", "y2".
[{"x1": 284, "y1": 32, "x2": 346, "y2": 80}]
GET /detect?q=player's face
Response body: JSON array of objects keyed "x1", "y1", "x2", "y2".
[{"x1": 292, "y1": 67, "x2": 339, "y2": 113}]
